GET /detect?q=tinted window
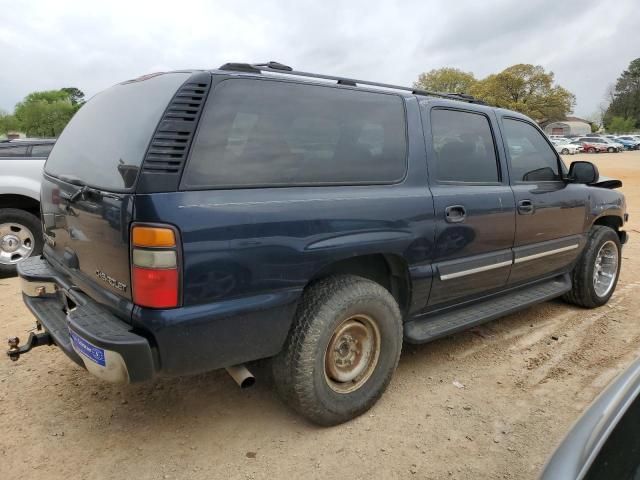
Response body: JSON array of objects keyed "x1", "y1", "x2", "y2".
[
  {"x1": 503, "y1": 119, "x2": 560, "y2": 182},
  {"x1": 429, "y1": 109, "x2": 499, "y2": 183},
  {"x1": 0, "y1": 145, "x2": 27, "y2": 157},
  {"x1": 182, "y1": 79, "x2": 407, "y2": 188},
  {"x1": 585, "y1": 395, "x2": 640, "y2": 480},
  {"x1": 31, "y1": 144, "x2": 54, "y2": 157},
  {"x1": 45, "y1": 72, "x2": 190, "y2": 191}
]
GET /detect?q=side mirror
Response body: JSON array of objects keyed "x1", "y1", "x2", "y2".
[{"x1": 568, "y1": 161, "x2": 599, "y2": 184}]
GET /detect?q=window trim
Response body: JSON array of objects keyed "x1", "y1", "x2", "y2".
[
  {"x1": 501, "y1": 116, "x2": 565, "y2": 185},
  {"x1": 179, "y1": 76, "x2": 410, "y2": 191},
  {"x1": 427, "y1": 106, "x2": 503, "y2": 186}
]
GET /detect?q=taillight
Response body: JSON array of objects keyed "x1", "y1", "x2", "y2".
[{"x1": 131, "y1": 225, "x2": 180, "y2": 308}]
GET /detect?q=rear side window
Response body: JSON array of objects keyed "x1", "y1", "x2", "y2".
[
  {"x1": 181, "y1": 79, "x2": 407, "y2": 188},
  {"x1": 503, "y1": 118, "x2": 560, "y2": 182},
  {"x1": 31, "y1": 144, "x2": 54, "y2": 157},
  {"x1": 0, "y1": 145, "x2": 27, "y2": 157},
  {"x1": 429, "y1": 109, "x2": 499, "y2": 183}
]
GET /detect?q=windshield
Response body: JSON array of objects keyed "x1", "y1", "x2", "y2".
[{"x1": 45, "y1": 72, "x2": 190, "y2": 191}]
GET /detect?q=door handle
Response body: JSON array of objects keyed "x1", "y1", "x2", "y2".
[
  {"x1": 518, "y1": 199, "x2": 535, "y2": 215},
  {"x1": 445, "y1": 205, "x2": 466, "y2": 223}
]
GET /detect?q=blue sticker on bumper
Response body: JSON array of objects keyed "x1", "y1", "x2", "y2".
[{"x1": 70, "y1": 331, "x2": 106, "y2": 367}]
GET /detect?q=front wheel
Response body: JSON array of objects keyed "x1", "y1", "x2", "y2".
[
  {"x1": 272, "y1": 275, "x2": 402, "y2": 425},
  {"x1": 563, "y1": 226, "x2": 621, "y2": 308},
  {"x1": 607, "y1": 147, "x2": 615, "y2": 153},
  {"x1": 588, "y1": 147, "x2": 596, "y2": 153},
  {"x1": 561, "y1": 148, "x2": 569, "y2": 154},
  {"x1": 0, "y1": 208, "x2": 43, "y2": 277}
]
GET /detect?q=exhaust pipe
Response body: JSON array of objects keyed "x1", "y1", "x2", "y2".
[{"x1": 225, "y1": 364, "x2": 255, "y2": 389}]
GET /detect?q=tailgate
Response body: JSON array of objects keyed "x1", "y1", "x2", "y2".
[{"x1": 41, "y1": 175, "x2": 134, "y2": 300}]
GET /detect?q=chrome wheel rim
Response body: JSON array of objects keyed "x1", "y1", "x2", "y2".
[
  {"x1": 593, "y1": 240, "x2": 618, "y2": 297},
  {"x1": 0, "y1": 223, "x2": 35, "y2": 265},
  {"x1": 324, "y1": 314, "x2": 381, "y2": 394}
]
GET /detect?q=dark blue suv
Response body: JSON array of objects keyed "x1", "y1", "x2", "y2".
[{"x1": 8, "y1": 62, "x2": 627, "y2": 425}]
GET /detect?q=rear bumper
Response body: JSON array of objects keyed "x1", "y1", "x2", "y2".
[
  {"x1": 18, "y1": 255, "x2": 300, "y2": 380},
  {"x1": 18, "y1": 256, "x2": 155, "y2": 383}
]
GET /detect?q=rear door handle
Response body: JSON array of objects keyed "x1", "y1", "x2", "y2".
[
  {"x1": 445, "y1": 205, "x2": 466, "y2": 223},
  {"x1": 518, "y1": 199, "x2": 535, "y2": 215}
]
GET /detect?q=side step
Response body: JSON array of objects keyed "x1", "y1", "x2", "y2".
[{"x1": 404, "y1": 275, "x2": 572, "y2": 344}]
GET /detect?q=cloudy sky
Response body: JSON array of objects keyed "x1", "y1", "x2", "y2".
[{"x1": 0, "y1": 0, "x2": 637, "y2": 118}]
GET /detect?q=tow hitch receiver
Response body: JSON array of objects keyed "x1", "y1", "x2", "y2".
[{"x1": 6, "y1": 332, "x2": 53, "y2": 361}]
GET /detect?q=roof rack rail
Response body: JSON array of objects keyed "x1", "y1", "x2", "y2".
[{"x1": 218, "y1": 61, "x2": 486, "y2": 104}]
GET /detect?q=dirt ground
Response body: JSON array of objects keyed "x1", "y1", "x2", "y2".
[{"x1": 2, "y1": 151, "x2": 640, "y2": 480}]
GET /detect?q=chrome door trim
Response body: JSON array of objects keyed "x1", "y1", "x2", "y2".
[
  {"x1": 440, "y1": 260, "x2": 512, "y2": 281},
  {"x1": 514, "y1": 244, "x2": 579, "y2": 264}
]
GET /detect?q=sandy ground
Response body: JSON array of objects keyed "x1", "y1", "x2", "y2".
[{"x1": 2, "y1": 151, "x2": 640, "y2": 480}]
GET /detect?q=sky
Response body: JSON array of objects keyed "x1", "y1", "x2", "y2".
[{"x1": 1, "y1": 0, "x2": 638, "y2": 119}]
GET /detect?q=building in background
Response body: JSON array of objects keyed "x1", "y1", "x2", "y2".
[{"x1": 541, "y1": 117, "x2": 592, "y2": 136}]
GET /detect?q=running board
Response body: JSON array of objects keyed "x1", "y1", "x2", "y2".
[{"x1": 404, "y1": 275, "x2": 572, "y2": 344}]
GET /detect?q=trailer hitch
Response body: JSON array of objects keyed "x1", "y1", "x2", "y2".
[{"x1": 7, "y1": 332, "x2": 53, "y2": 361}]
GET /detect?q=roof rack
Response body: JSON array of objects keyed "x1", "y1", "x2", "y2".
[{"x1": 218, "y1": 61, "x2": 486, "y2": 105}]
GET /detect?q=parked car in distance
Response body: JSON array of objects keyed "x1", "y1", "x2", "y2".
[
  {"x1": 0, "y1": 139, "x2": 55, "y2": 275},
  {"x1": 541, "y1": 357, "x2": 640, "y2": 479},
  {"x1": 574, "y1": 140, "x2": 606, "y2": 153},
  {"x1": 577, "y1": 137, "x2": 622, "y2": 153},
  {"x1": 616, "y1": 136, "x2": 640, "y2": 150},
  {"x1": 7, "y1": 62, "x2": 628, "y2": 426},
  {"x1": 551, "y1": 140, "x2": 580, "y2": 155},
  {"x1": 568, "y1": 141, "x2": 585, "y2": 153}
]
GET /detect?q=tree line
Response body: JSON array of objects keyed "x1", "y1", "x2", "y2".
[
  {"x1": 413, "y1": 64, "x2": 575, "y2": 124},
  {"x1": 602, "y1": 58, "x2": 640, "y2": 133},
  {"x1": 0, "y1": 87, "x2": 85, "y2": 138},
  {"x1": 414, "y1": 59, "x2": 639, "y2": 133}
]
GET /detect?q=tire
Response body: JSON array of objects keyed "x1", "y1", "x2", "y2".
[
  {"x1": 272, "y1": 275, "x2": 402, "y2": 426},
  {"x1": 607, "y1": 147, "x2": 615, "y2": 153},
  {"x1": 563, "y1": 226, "x2": 621, "y2": 308},
  {"x1": 0, "y1": 208, "x2": 43, "y2": 277},
  {"x1": 561, "y1": 148, "x2": 569, "y2": 155},
  {"x1": 588, "y1": 147, "x2": 596, "y2": 153}
]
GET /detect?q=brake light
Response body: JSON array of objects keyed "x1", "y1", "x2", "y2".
[{"x1": 131, "y1": 225, "x2": 180, "y2": 309}]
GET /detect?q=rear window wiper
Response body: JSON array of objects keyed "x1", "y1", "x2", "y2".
[{"x1": 58, "y1": 175, "x2": 95, "y2": 203}]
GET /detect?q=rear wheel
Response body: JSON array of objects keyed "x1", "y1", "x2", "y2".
[
  {"x1": 0, "y1": 209, "x2": 43, "y2": 277},
  {"x1": 561, "y1": 148, "x2": 569, "y2": 154},
  {"x1": 272, "y1": 275, "x2": 402, "y2": 425},
  {"x1": 607, "y1": 147, "x2": 615, "y2": 153},
  {"x1": 563, "y1": 226, "x2": 621, "y2": 308},
  {"x1": 588, "y1": 147, "x2": 596, "y2": 153}
]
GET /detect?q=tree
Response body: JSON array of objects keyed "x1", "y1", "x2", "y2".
[
  {"x1": 413, "y1": 67, "x2": 477, "y2": 93},
  {"x1": 0, "y1": 110, "x2": 20, "y2": 135},
  {"x1": 61, "y1": 87, "x2": 86, "y2": 106},
  {"x1": 13, "y1": 89, "x2": 78, "y2": 137},
  {"x1": 606, "y1": 116, "x2": 636, "y2": 134},
  {"x1": 470, "y1": 64, "x2": 575, "y2": 122},
  {"x1": 604, "y1": 58, "x2": 640, "y2": 128}
]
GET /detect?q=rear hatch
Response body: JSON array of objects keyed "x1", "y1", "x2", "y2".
[{"x1": 40, "y1": 72, "x2": 191, "y2": 311}]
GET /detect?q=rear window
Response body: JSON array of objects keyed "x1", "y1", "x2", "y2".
[
  {"x1": 45, "y1": 72, "x2": 190, "y2": 191},
  {"x1": 181, "y1": 78, "x2": 407, "y2": 189}
]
